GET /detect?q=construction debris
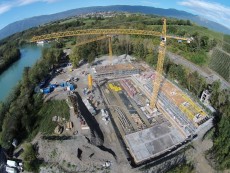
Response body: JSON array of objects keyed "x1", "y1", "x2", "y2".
[
  {"x1": 66, "y1": 121, "x2": 73, "y2": 130},
  {"x1": 54, "y1": 125, "x2": 64, "y2": 134}
]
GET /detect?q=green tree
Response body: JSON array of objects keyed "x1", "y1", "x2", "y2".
[
  {"x1": 23, "y1": 143, "x2": 42, "y2": 172},
  {"x1": 210, "y1": 80, "x2": 221, "y2": 107},
  {"x1": 69, "y1": 46, "x2": 81, "y2": 67}
]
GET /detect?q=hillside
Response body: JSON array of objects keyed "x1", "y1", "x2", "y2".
[{"x1": 0, "y1": 5, "x2": 230, "y2": 40}]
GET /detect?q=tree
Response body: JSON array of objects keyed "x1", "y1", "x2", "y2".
[
  {"x1": 186, "y1": 71, "x2": 206, "y2": 96},
  {"x1": 23, "y1": 143, "x2": 41, "y2": 172},
  {"x1": 0, "y1": 102, "x2": 7, "y2": 132},
  {"x1": 69, "y1": 46, "x2": 81, "y2": 67},
  {"x1": 186, "y1": 20, "x2": 191, "y2": 25},
  {"x1": 200, "y1": 36, "x2": 209, "y2": 50},
  {"x1": 210, "y1": 80, "x2": 221, "y2": 107}
]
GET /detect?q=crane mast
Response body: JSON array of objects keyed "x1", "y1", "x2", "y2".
[
  {"x1": 150, "y1": 18, "x2": 167, "y2": 109},
  {"x1": 108, "y1": 36, "x2": 113, "y2": 62}
]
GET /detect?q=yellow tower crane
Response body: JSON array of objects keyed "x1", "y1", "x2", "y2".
[
  {"x1": 88, "y1": 74, "x2": 93, "y2": 91},
  {"x1": 31, "y1": 24, "x2": 190, "y2": 109},
  {"x1": 150, "y1": 18, "x2": 167, "y2": 109}
]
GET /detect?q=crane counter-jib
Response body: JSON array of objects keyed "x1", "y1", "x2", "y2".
[{"x1": 31, "y1": 29, "x2": 167, "y2": 42}]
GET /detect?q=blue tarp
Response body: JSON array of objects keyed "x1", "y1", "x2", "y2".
[
  {"x1": 69, "y1": 84, "x2": 75, "y2": 91},
  {"x1": 60, "y1": 82, "x2": 68, "y2": 87},
  {"x1": 60, "y1": 82, "x2": 73, "y2": 88},
  {"x1": 43, "y1": 87, "x2": 51, "y2": 94},
  {"x1": 50, "y1": 84, "x2": 57, "y2": 89}
]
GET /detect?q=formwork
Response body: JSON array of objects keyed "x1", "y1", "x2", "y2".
[
  {"x1": 94, "y1": 64, "x2": 142, "y2": 78},
  {"x1": 99, "y1": 63, "x2": 209, "y2": 165},
  {"x1": 161, "y1": 80, "x2": 209, "y2": 126},
  {"x1": 102, "y1": 78, "x2": 188, "y2": 165}
]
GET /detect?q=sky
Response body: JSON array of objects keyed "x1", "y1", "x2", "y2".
[{"x1": 0, "y1": 0, "x2": 230, "y2": 29}]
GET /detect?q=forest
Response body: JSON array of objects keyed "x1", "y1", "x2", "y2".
[
  {"x1": 0, "y1": 45, "x2": 63, "y2": 148},
  {"x1": 0, "y1": 13, "x2": 229, "y2": 171},
  {"x1": 0, "y1": 42, "x2": 21, "y2": 74}
]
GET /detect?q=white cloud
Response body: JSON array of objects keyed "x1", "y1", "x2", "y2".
[
  {"x1": 0, "y1": 4, "x2": 12, "y2": 14},
  {"x1": 0, "y1": 0, "x2": 60, "y2": 14},
  {"x1": 179, "y1": 0, "x2": 230, "y2": 29},
  {"x1": 18, "y1": 0, "x2": 60, "y2": 6}
]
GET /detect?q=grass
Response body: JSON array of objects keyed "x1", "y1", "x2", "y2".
[
  {"x1": 223, "y1": 35, "x2": 230, "y2": 54},
  {"x1": 209, "y1": 48, "x2": 230, "y2": 82},
  {"x1": 203, "y1": 127, "x2": 214, "y2": 140},
  {"x1": 223, "y1": 34, "x2": 230, "y2": 43},
  {"x1": 35, "y1": 100, "x2": 70, "y2": 135},
  {"x1": 166, "y1": 163, "x2": 195, "y2": 173},
  {"x1": 50, "y1": 148, "x2": 58, "y2": 158}
]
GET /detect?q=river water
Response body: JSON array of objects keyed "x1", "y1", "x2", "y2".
[{"x1": 0, "y1": 45, "x2": 43, "y2": 101}]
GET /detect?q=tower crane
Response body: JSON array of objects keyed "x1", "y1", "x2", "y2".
[
  {"x1": 150, "y1": 18, "x2": 166, "y2": 109},
  {"x1": 31, "y1": 21, "x2": 190, "y2": 109}
]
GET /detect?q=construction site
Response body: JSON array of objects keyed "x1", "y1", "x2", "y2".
[
  {"x1": 89, "y1": 55, "x2": 209, "y2": 165},
  {"x1": 30, "y1": 19, "x2": 211, "y2": 169}
]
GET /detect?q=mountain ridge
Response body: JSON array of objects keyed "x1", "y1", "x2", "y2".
[{"x1": 0, "y1": 5, "x2": 229, "y2": 40}]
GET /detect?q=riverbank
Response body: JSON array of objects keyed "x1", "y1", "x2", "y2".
[
  {"x1": 0, "y1": 45, "x2": 43, "y2": 101},
  {"x1": 0, "y1": 47, "x2": 20, "y2": 75}
]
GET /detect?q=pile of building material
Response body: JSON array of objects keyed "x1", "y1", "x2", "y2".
[
  {"x1": 101, "y1": 109, "x2": 110, "y2": 125},
  {"x1": 120, "y1": 79, "x2": 137, "y2": 97},
  {"x1": 66, "y1": 121, "x2": 73, "y2": 130},
  {"x1": 83, "y1": 98, "x2": 96, "y2": 116},
  {"x1": 94, "y1": 63, "x2": 142, "y2": 78},
  {"x1": 131, "y1": 114, "x2": 144, "y2": 130},
  {"x1": 54, "y1": 125, "x2": 64, "y2": 134},
  {"x1": 80, "y1": 117, "x2": 89, "y2": 130},
  {"x1": 6, "y1": 160, "x2": 23, "y2": 173},
  {"x1": 52, "y1": 116, "x2": 65, "y2": 122}
]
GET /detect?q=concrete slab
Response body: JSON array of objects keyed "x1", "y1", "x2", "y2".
[{"x1": 124, "y1": 123, "x2": 184, "y2": 164}]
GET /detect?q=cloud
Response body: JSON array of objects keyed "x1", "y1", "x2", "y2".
[
  {"x1": 179, "y1": 0, "x2": 230, "y2": 29},
  {"x1": 0, "y1": 4, "x2": 12, "y2": 14},
  {"x1": 0, "y1": 0, "x2": 60, "y2": 14},
  {"x1": 18, "y1": 0, "x2": 60, "y2": 6}
]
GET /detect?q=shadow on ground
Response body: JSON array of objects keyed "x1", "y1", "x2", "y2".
[{"x1": 76, "y1": 92, "x2": 117, "y2": 159}]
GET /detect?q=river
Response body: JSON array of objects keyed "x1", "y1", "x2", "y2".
[{"x1": 0, "y1": 44, "x2": 43, "y2": 101}]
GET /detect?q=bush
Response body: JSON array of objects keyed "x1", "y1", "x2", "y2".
[
  {"x1": 23, "y1": 143, "x2": 42, "y2": 172},
  {"x1": 167, "y1": 163, "x2": 195, "y2": 173}
]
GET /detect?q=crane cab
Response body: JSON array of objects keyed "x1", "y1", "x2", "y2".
[{"x1": 161, "y1": 36, "x2": 166, "y2": 42}]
